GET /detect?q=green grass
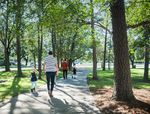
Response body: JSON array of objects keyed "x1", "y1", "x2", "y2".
[
  {"x1": 88, "y1": 68, "x2": 150, "y2": 91},
  {"x1": 130, "y1": 69, "x2": 150, "y2": 89},
  {"x1": 0, "y1": 70, "x2": 62, "y2": 102}
]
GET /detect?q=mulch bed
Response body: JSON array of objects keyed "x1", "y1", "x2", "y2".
[{"x1": 92, "y1": 88, "x2": 150, "y2": 114}]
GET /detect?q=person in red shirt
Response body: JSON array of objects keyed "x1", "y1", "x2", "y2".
[{"x1": 61, "y1": 59, "x2": 68, "y2": 79}]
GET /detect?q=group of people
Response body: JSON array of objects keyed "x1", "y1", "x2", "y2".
[{"x1": 30, "y1": 51, "x2": 77, "y2": 97}]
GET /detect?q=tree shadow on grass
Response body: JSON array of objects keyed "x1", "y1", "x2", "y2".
[
  {"x1": 0, "y1": 71, "x2": 16, "y2": 78},
  {"x1": 1, "y1": 77, "x2": 21, "y2": 101},
  {"x1": 131, "y1": 77, "x2": 150, "y2": 89},
  {"x1": 0, "y1": 76, "x2": 22, "y2": 114}
]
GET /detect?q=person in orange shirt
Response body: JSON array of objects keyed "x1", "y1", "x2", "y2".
[{"x1": 61, "y1": 59, "x2": 68, "y2": 79}]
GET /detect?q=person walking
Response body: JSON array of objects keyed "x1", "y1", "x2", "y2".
[
  {"x1": 61, "y1": 59, "x2": 68, "y2": 79},
  {"x1": 30, "y1": 67, "x2": 38, "y2": 93},
  {"x1": 72, "y1": 63, "x2": 77, "y2": 79},
  {"x1": 44, "y1": 51, "x2": 58, "y2": 97}
]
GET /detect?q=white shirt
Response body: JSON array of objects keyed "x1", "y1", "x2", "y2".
[{"x1": 45, "y1": 55, "x2": 57, "y2": 72}]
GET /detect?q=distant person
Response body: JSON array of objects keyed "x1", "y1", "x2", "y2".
[
  {"x1": 61, "y1": 59, "x2": 68, "y2": 79},
  {"x1": 30, "y1": 67, "x2": 38, "y2": 93},
  {"x1": 72, "y1": 63, "x2": 77, "y2": 79},
  {"x1": 44, "y1": 51, "x2": 58, "y2": 97}
]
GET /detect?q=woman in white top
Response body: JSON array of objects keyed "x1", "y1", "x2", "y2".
[{"x1": 44, "y1": 51, "x2": 58, "y2": 97}]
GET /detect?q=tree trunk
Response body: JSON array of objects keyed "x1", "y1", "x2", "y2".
[
  {"x1": 52, "y1": 27, "x2": 56, "y2": 57},
  {"x1": 33, "y1": 52, "x2": 36, "y2": 68},
  {"x1": 68, "y1": 59, "x2": 73, "y2": 71},
  {"x1": 129, "y1": 54, "x2": 135, "y2": 69},
  {"x1": 91, "y1": 0, "x2": 98, "y2": 80},
  {"x1": 25, "y1": 56, "x2": 28, "y2": 66},
  {"x1": 4, "y1": 0, "x2": 10, "y2": 72},
  {"x1": 143, "y1": 46, "x2": 149, "y2": 81},
  {"x1": 16, "y1": 33, "x2": 22, "y2": 76},
  {"x1": 57, "y1": 56, "x2": 60, "y2": 68},
  {"x1": 103, "y1": 25, "x2": 108, "y2": 71},
  {"x1": 110, "y1": 0, "x2": 135, "y2": 101},
  {"x1": 69, "y1": 31, "x2": 77, "y2": 71},
  {"x1": 37, "y1": 0, "x2": 44, "y2": 79},
  {"x1": 4, "y1": 47, "x2": 10, "y2": 71},
  {"x1": 38, "y1": 25, "x2": 43, "y2": 79},
  {"x1": 131, "y1": 59, "x2": 135, "y2": 69},
  {"x1": 16, "y1": 0, "x2": 22, "y2": 77},
  {"x1": 143, "y1": 26, "x2": 149, "y2": 81},
  {"x1": 108, "y1": 45, "x2": 111, "y2": 70}
]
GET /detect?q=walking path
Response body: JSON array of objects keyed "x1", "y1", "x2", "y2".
[{"x1": 0, "y1": 69, "x2": 101, "y2": 114}]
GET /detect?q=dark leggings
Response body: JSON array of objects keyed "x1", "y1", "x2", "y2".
[
  {"x1": 63, "y1": 70, "x2": 68, "y2": 79},
  {"x1": 46, "y1": 72, "x2": 56, "y2": 92}
]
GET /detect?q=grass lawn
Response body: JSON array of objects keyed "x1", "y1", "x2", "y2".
[
  {"x1": 0, "y1": 70, "x2": 62, "y2": 102},
  {"x1": 88, "y1": 68, "x2": 150, "y2": 91}
]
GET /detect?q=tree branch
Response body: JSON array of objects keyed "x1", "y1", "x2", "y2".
[
  {"x1": 128, "y1": 0, "x2": 150, "y2": 4},
  {"x1": 0, "y1": 39, "x2": 5, "y2": 46},
  {"x1": 95, "y1": 22, "x2": 112, "y2": 34},
  {"x1": 82, "y1": 20, "x2": 112, "y2": 34},
  {"x1": 127, "y1": 20, "x2": 150, "y2": 29}
]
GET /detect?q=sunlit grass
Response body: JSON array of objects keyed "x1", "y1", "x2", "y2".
[
  {"x1": 131, "y1": 68, "x2": 150, "y2": 89},
  {"x1": 0, "y1": 80, "x2": 42, "y2": 101},
  {"x1": 88, "y1": 70, "x2": 114, "y2": 91},
  {"x1": 0, "y1": 70, "x2": 62, "y2": 101},
  {"x1": 88, "y1": 68, "x2": 150, "y2": 91}
]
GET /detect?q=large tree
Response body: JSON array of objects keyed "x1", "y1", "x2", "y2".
[
  {"x1": 91, "y1": 0, "x2": 98, "y2": 80},
  {"x1": 0, "y1": 0, "x2": 15, "y2": 71},
  {"x1": 126, "y1": 0, "x2": 150, "y2": 81},
  {"x1": 143, "y1": 26, "x2": 149, "y2": 81},
  {"x1": 110, "y1": 0, "x2": 135, "y2": 101},
  {"x1": 15, "y1": 0, "x2": 25, "y2": 76}
]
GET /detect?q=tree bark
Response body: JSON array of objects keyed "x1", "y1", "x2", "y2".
[
  {"x1": 16, "y1": 0, "x2": 23, "y2": 76},
  {"x1": 69, "y1": 31, "x2": 77, "y2": 70},
  {"x1": 25, "y1": 56, "x2": 28, "y2": 66},
  {"x1": 91, "y1": 0, "x2": 98, "y2": 80},
  {"x1": 68, "y1": 59, "x2": 73, "y2": 71},
  {"x1": 144, "y1": 46, "x2": 149, "y2": 81},
  {"x1": 110, "y1": 0, "x2": 135, "y2": 101},
  {"x1": 4, "y1": 0, "x2": 10, "y2": 71},
  {"x1": 143, "y1": 26, "x2": 149, "y2": 81},
  {"x1": 38, "y1": 25, "x2": 43, "y2": 79},
  {"x1": 108, "y1": 49, "x2": 111, "y2": 70},
  {"x1": 129, "y1": 54, "x2": 135, "y2": 68},
  {"x1": 131, "y1": 60, "x2": 135, "y2": 68},
  {"x1": 103, "y1": 24, "x2": 108, "y2": 71},
  {"x1": 33, "y1": 52, "x2": 36, "y2": 68},
  {"x1": 4, "y1": 47, "x2": 10, "y2": 71},
  {"x1": 52, "y1": 27, "x2": 56, "y2": 57}
]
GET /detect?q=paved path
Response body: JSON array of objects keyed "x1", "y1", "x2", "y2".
[{"x1": 0, "y1": 69, "x2": 101, "y2": 114}]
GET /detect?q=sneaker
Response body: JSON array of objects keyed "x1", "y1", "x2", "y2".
[
  {"x1": 50, "y1": 94, "x2": 53, "y2": 97},
  {"x1": 48, "y1": 90, "x2": 53, "y2": 97}
]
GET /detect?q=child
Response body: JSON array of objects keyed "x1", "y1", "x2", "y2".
[
  {"x1": 72, "y1": 63, "x2": 77, "y2": 79},
  {"x1": 30, "y1": 68, "x2": 38, "y2": 93}
]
